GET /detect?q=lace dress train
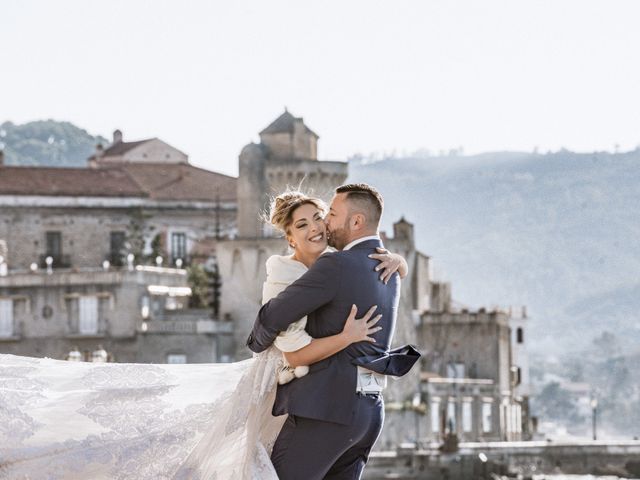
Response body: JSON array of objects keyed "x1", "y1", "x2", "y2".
[{"x1": 0, "y1": 349, "x2": 284, "y2": 479}]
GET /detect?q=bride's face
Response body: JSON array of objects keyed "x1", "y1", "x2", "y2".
[{"x1": 287, "y1": 203, "x2": 327, "y2": 256}]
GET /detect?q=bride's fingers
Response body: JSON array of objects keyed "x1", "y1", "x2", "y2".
[
  {"x1": 364, "y1": 335, "x2": 377, "y2": 343},
  {"x1": 359, "y1": 305, "x2": 378, "y2": 322},
  {"x1": 347, "y1": 304, "x2": 358, "y2": 321},
  {"x1": 381, "y1": 268, "x2": 395, "y2": 284},
  {"x1": 366, "y1": 314, "x2": 382, "y2": 327},
  {"x1": 373, "y1": 260, "x2": 390, "y2": 271}
]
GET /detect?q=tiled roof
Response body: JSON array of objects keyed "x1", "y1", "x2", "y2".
[
  {"x1": 0, "y1": 164, "x2": 237, "y2": 202},
  {"x1": 119, "y1": 163, "x2": 237, "y2": 202},
  {"x1": 87, "y1": 139, "x2": 152, "y2": 160},
  {"x1": 260, "y1": 110, "x2": 319, "y2": 138},
  {"x1": 0, "y1": 166, "x2": 146, "y2": 197}
]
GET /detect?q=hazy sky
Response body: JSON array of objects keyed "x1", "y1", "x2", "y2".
[{"x1": 3, "y1": 0, "x2": 640, "y2": 176}]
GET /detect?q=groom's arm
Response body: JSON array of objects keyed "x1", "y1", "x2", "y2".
[{"x1": 247, "y1": 253, "x2": 341, "y2": 353}]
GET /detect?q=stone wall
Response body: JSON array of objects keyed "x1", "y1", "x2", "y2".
[
  {"x1": 216, "y1": 237, "x2": 289, "y2": 357},
  {"x1": 418, "y1": 311, "x2": 511, "y2": 382}
]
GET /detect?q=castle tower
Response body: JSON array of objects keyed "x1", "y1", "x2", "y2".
[
  {"x1": 237, "y1": 143, "x2": 268, "y2": 238},
  {"x1": 259, "y1": 109, "x2": 318, "y2": 161},
  {"x1": 393, "y1": 217, "x2": 415, "y2": 248},
  {"x1": 237, "y1": 110, "x2": 348, "y2": 238}
]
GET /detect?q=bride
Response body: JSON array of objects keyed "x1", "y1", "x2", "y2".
[{"x1": 0, "y1": 190, "x2": 407, "y2": 479}]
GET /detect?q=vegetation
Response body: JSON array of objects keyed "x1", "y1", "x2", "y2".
[{"x1": 0, "y1": 119, "x2": 106, "y2": 167}]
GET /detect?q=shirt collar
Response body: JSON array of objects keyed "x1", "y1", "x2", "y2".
[{"x1": 343, "y1": 235, "x2": 380, "y2": 251}]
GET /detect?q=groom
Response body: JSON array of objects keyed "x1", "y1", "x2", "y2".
[{"x1": 247, "y1": 183, "x2": 420, "y2": 480}]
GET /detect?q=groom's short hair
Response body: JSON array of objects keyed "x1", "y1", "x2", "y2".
[{"x1": 335, "y1": 183, "x2": 383, "y2": 226}]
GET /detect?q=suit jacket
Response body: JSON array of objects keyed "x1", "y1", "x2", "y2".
[{"x1": 246, "y1": 238, "x2": 420, "y2": 425}]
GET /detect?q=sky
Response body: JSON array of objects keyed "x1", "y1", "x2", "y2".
[{"x1": 2, "y1": 0, "x2": 640, "y2": 176}]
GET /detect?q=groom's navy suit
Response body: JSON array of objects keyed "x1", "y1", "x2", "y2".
[{"x1": 247, "y1": 238, "x2": 420, "y2": 479}]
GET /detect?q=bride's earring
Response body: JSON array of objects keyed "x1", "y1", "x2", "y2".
[{"x1": 289, "y1": 242, "x2": 296, "y2": 249}]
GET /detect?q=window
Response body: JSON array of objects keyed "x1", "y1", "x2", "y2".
[
  {"x1": 171, "y1": 232, "x2": 187, "y2": 264},
  {"x1": 446, "y1": 362, "x2": 465, "y2": 378},
  {"x1": 46, "y1": 231, "x2": 62, "y2": 257},
  {"x1": 66, "y1": 295, "x2": 109, "y2": 335},
  {"x1": 167, "y1": 354, "x2": 187, "y2": 364},
  {"x1": 430, "y1": 399, "x2": 441, "y2": 433},
  {"x1": 446, "y1": 400, "x2": 457, "y2": 433},
  {"x1": 0, "y1": 299, "x2": 13, "y2": 337},
  {"x1": 482, "y1": 402, "x2": 493, "y2": 433},
  {"x1": 517, "y1": 327, "x2": 524, "y2": 344},
  {"x1": 110, "y1": 231, "x2": 126, "y2": 266},
  {"x1": 462, "y1": 400, "x2": 473, "y2": 433},
  {"x1": 79, "y1": 297, "x2": 98, "y2": 334}
]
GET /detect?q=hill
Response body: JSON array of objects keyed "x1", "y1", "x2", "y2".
[
  {"x1": 349, "y1": 149, "x2": 640, "y2": 354},
  {"x1": 0, "y1": 120, "x2": 106, "y2": 167}
]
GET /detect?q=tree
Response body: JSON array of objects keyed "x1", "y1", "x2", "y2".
[
  {"x1": 187, "y1": 264, "x2": 210, "y2": 308},
  {"x1": 125, "y1": 208, "x2": 152, "y2": 264}
]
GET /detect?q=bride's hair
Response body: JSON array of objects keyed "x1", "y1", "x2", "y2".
[{"x1": 267, "y1": 190, "x2": 328, "y2": 235}]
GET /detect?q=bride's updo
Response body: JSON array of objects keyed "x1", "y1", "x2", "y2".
[{"x1": 268, "y1": 190, "x2": 328, "y2": 235}]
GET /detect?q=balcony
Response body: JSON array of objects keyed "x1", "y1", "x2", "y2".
[
  {"x1": 107, "y1": 252, "x2": 126, "y2": 267},
  {"x1": 39, "y1": 254, "x2": 71, "y2": 269},
  {"x1": 140, "y1": 309, "x2": 233, "y2": 335}
]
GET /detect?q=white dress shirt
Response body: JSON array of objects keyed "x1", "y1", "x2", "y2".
[{"x1": 343, "y1": 235, "x2": 380, "y2": 251}]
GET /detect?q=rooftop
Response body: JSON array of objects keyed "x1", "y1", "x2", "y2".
[
  {"x1": 0, "y1": 163, "x2": 237, "y2": 202},
  {"x1": 259, "y1": 110, "x2": 319, "y2": 138}
]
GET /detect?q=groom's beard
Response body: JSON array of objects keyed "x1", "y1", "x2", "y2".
[{"x1": 327, "y1": 221, "x2": 350, "y2": 250}]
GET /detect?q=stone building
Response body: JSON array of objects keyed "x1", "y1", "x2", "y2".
[
  {"x1": 416, "y1": 307, "x2": 525, "y2": 443},
  {"x1": 0, "y1": 130, "x2": 237, "y2": 271},
  {"x1": 0, "y1": 265, "x2": 233, "y2": 363},
  {"x1": 87, "y1": 129, "x2": 189, "y2": 167},
  {"x1": 510, "y1": 306, "x2": 533, "y2": 439},
  {"x1": 0, "y1": 131, "x2": 237, "y2": 362}
]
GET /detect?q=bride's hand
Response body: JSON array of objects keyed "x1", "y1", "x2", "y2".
[
  {"x1": 342, "y1": 305, "x2": 382, "y2": 344},
  {"x1": 369, "y1": 247, "x2": 409, "y2": 284}
]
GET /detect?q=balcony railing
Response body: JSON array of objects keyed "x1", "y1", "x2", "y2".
[
  {"x1": 39, "y1": 254, "x2": 72, "y2": 269},
  {"x1": 170, "y1": 256, "x2": 192, "y2": 268},
  {"x1": 107, "y1": 252, "x2": 126, "y2": 267}
]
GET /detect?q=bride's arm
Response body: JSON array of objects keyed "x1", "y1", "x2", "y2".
[{"x1": 283, "y1": 305, "x2": 381, "y2": 368}]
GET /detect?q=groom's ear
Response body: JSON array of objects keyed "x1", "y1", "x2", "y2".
[{"x1": 350, "y1": 212, "x2": 366, "y2": 231}]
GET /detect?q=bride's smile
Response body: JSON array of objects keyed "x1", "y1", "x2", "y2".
[{"x1": 287, "y1": 203, "x2": 329, "y2": 267}]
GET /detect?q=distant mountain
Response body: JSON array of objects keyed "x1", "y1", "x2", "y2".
[
  {"x1": 348, "y1": 149, "x2": 640, "y2": 354},
  {"x1": 0, "y1": 120, "x2": 106, "y2": 167}
]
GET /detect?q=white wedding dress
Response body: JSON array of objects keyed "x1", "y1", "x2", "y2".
[{"x1": 0, "y1": 255, "x2": 311, "y2": 480}]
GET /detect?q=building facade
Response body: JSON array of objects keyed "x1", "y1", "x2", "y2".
[
  {"x1": 0, "y1": 265, "x2": 233, "y2": 363},
  {"x1": 417, "y1": 308, "x2": 525, "y2": 442},
  {"x1": 0, "y1": 131, "x2": 236, "y2": 363}
]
